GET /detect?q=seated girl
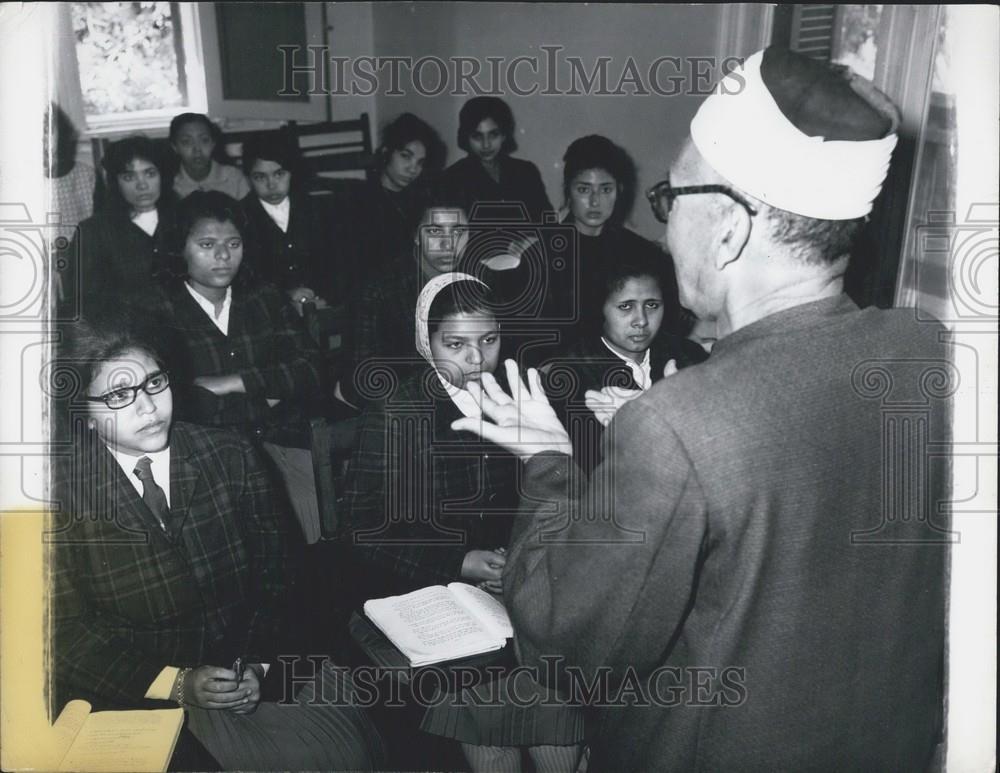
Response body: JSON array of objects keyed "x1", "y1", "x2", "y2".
[
  {"x1": 344, "y1": 274, "x2": 584, "y2": 772},
  {"x1": 50, "y1": 308, "x2": 384, "y2": 770},
  {"x1": 154, "y1": 190, "x2": 326, "y2": 544},
  {"x1": 548, "y1": 135, "x2": 691, "y2": 350},
  {"x1": 240, "y1": 132, "x2": 337, "y2": 311},
  {"x1": 67, "y1": 136, "x2": 175, "y2": 316},
  {"x1": 357, "y1": 112, "x2": 446, "y2": 273},
  {"x1": 542, "y1": 252, "x2": 709, "y2": 472},
  {"x1": 169, "y1": 112, "x2": 250, "y2": 200},
  {"x1": 439, "y1": 96, "x2": 552, "y2": 222},
  {"x1": 342, "y1": 201, "x2": 469, "y2": 407}
]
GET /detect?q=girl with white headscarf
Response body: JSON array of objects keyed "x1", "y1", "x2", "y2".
[
  {"x1": 344, "y1": 273, "x2": 585, "y2": 772},
  {"x1": 345, "y1": 273, "x2": 514, "y2": 595}
]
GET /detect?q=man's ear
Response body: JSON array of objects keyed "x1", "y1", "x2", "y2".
[{"x1": 714, "y1": 202, "x2": 753, "y2": 271}]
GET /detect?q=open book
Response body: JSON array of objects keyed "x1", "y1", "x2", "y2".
[
  {"x1": 364, "y1": 583, "x2": 513, "y2": 667},
  {"x1": 43, "y1": 699, "x2": 183, "y2": 772}
]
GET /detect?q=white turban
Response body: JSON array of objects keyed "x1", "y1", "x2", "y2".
[{"x1": 690, "y1": 48, "x2": 899, "y2": 220}]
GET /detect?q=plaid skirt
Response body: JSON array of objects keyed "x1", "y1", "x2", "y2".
[{"x1": 418, "y1": 668, "x2": 585, "y2": 747}]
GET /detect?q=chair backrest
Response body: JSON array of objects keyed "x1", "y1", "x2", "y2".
[
  {"x1": 287, "y1": 114, "x2": 376, "y2": 183},
  {"x1": 303, "y1": 301, "x2": 348, "y2": 355},
  {"x1": 219, "y1": 126, "x2": 296, "y2": 169},
  {"x1": 91, "y1": 113, "x2": 375, "y2": 197}
]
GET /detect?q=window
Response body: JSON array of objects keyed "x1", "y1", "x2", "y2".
[
  {"x1": 65, "y1": 1, "x2": 206, "y2": 133},
  {"x1": 831, "y1": 5, "x2": 884, "y2": 81}
]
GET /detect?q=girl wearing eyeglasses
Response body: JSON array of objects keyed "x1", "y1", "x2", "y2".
[{"x1": 50, "y1": 308, "x2": 385, "y2": 771}]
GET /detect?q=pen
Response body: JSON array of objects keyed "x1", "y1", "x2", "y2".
[{"x1": 232, "y1": 657, "x2": 245, "y2": 683}]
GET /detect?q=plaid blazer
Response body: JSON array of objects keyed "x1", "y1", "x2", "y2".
[
  {"x1": 156, "y1": 279, "x2": 324, "y2": 445},
  {"x1": 343, "y1": 368, "x2": 520, "y2": 599},
  {"x1": 51, "y1": 422, "x2": 292, "y2": 711},
  {"x1": 341, "y1": 261, "x2": 425, "y2": 407}
]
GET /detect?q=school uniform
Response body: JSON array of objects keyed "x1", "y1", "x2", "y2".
[
  {"x1": 354, "y1": 177, "x2": 434, "y2": 276},
  {"x1": 440, "y1": 155, "x2": 553, "y2": 223},
  {"x1": 543, "y1": 332, "x2": 709, "y2": 473},
  {"x1": 51, "y1": 420, "x2": 385, "y2": 770},
  {"x1": 65, "y1": 205, "x2": 173, "y2": 317},
  {"x1": 344, "y1": 273, "x2": 585, "y2": 750},
  {"x1": 241, "y1": 192, "x2": 346, "y2": 305},
  {"x1": 345, "y1": 366, "x2": 520, "y2": 597},
  {"x1": 156, "y1": 278, "x2": 323, "y2": 446},
  {"x1": 155, "y1": 278, "x2": 326, "y2": 542}
]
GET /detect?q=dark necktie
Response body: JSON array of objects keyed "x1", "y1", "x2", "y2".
[{"x1": 133, "y1": 456, "x2": 169, "y2": 534}]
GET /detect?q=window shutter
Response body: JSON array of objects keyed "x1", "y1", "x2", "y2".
[{"x1": 788, "y1": 5, "x2": 838, "y2": 61}]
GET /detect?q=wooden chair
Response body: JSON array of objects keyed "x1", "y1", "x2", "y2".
[
  {"x1": 219, "y1": 125, "x2": 294, "y2": 168},
  {"x1": 287, "y1": 114, "x2": 377, "y2": 183},
  {"x1": 303, "y1": 300, "x2": 359, "y2": 539}
]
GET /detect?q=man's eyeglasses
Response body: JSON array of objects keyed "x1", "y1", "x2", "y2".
[
  {"x1": 646, "y1": 176, "x2": 759, "y2": 224},
  {"x1": 85, "y1": 371, "x2": 170, "y2": 410}
]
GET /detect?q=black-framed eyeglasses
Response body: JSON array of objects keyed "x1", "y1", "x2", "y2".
[
  {"x1": 646, "y1": 176, "x2": 759, "y2": 224},
  {"x1": 85, "y1": 371, "x2": 170, "y2": 410}
]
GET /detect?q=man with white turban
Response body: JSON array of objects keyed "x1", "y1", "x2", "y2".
[{"x1": 453, "y1": 47, "x2": 951, "y2": 770}]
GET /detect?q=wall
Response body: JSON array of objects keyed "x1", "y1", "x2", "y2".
[
  {"x1": 325, "y1": 1, "x2": 377, "y2": 124},
  {"x1": 345, "y1": 2, "x2": 724, "y2": 241}
]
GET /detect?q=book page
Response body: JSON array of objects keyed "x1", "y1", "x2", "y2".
[
  {"x1": 448, "y1": 583, "x2": 514, "y2": 640},
  {"x1": 58, "y1": 707, "x2": 184, "y2": 773},
  {"x1": 364, "y1": 585, "x2": 503, "y2": 666},
  {"x1": 34, "y1": 700, "x2": 92, "y2": 771}
]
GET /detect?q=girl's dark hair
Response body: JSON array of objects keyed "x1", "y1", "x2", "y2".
[
  {"x1": 562, "y1": 135, "x2": 637, "y2": 224},
  {"x1": 457, "y1": 97, "x2": 517, "y2": 155},
  {"x1": 61, "y1": 304, "x2": 168, "y2": 399},
  {"x1": 427, "y1": 280, "x2": 498, "y2": 336},
  {"x1": 163, "y1": 190, "x2": 251, "y2": 282},
  {"x1": 99, "y1": 136, "x2": 176, "y2": 216},
  {"x1": 168, "y1": 112, "x2": 235, "y2": 165},
  {"x1": 379, "y1": 113, "x2": 446, "y2": 175},
  {"x1": 241, "y1": 133, "x2": 303, "y2": 191},
  {"x1": 46, "y1": 103, "x2": 79, "y2": 178},
  {"x1": 585, "y1": 252, "x2": 669, "y2": 335},
  {"x1": 169, "y1": 112, "x2": 216, "y2": 143}
]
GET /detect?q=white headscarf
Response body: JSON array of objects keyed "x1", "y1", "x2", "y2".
[{"x1": 414, "y1": 272, "x2": 491, "y2": 417}]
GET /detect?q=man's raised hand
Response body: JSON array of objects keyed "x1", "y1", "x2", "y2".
[{"x1": 452, "y1": 359, "x2": 571, "y2": 459}]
